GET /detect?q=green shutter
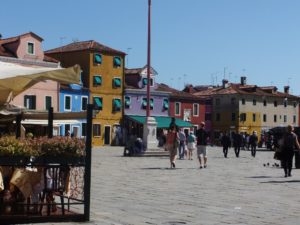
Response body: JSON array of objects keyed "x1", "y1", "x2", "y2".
[
  {"x1": 125, "y1": 96, "x2": 131, "y2": 107},
  {"x1": 163, "y1": 99, "x2": 169, "y2": 109},
  {"x1": 94, "y1": 76, "x2": 102, "y2": 85},
  {"x1": 94, "y1": 54, "x2": 102, "y2": 64},
  {"x1": 114, "y1": 78, "x2": 121, "y2": 87},
  {"x1": 113, "y1": 99, "x2": 121, "y2": 109},
  {"x1": 142, "y1": 98, "x2": 147, "y2": 108},
  {"x1": 94, "y1": 97, "x2": 102, "y2": 109},
  {"x1": 113, "y1": 57, "x2": 121, "y2": 67},
  {"x1": 150, "y1": 99, "x2": 154, "y2": 109},
  {"x1": 143, "y1": 78, "x2": 148, "y2": 85}
]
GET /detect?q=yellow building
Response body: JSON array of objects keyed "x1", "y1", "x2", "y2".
[
  {"x1": 46, "y1": 41, "x2": 126, "y2": 146},
  {"x1": 192, "y1": 78, "x2": 299, "y2": 144}
]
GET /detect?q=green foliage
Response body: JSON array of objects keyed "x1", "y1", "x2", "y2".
[{"x1": 0, "y1": 136, "x2": 85, "y2": 157}]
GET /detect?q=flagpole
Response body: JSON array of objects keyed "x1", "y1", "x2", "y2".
[{"x1": 146, "y1": 0, "x2": 151, "y2": 117}]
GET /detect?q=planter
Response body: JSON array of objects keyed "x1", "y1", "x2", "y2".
[
  {"x1": 0, "y1": 156, "x2": 30, "y2": 166},
  {"x1": 32, "y1": 156, "x2": 85, "y2": 166}
]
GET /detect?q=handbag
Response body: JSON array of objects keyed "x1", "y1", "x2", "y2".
[{"x1": 273, "y1": 147, "x2": 283, "y2": 161}]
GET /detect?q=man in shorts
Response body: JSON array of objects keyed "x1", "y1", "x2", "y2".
[{"x1": 196, "y1": 122, "x2": 208, "y2": 168}]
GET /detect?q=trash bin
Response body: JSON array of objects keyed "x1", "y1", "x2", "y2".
[{"x1": 294, "y1": 151, "x2": 300, "y2": 169}]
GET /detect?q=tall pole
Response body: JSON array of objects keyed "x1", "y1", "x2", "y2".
[{"x1": 146, "y1": 0, "x2": 151, "y2": 117}]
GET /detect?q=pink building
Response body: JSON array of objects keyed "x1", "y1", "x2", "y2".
[{"x1": 0, "y1": 32, "x2": 60, "y2": 111}]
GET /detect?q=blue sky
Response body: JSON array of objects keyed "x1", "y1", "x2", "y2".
[{"x1": 2, "y1": 0, "x2": 300, "y2": 94}]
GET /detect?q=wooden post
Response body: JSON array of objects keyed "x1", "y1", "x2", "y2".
[
  {"x1": 84, "y1": 104, "x2": 93, "y2": 221},
  {"x1": 15, "y1": 114, "x2": 22, "y2": 139},
  {"x1": 48, "y1": 107, "x2": 53, "y2": 138}
]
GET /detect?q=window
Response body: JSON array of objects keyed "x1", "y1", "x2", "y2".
[
  {"x1": 253, "y1": 99, "x2": 256, "y2": 105},
  {"x1": 94, "y1": 54, "x2": 102, "y2": 64},
  {"x1": 81, "y1": 123, "x2": 87, "y2": 136},
  {"x1": 274, "y1": 101, "x2": 277, "y2": 107},
  {"x1": 24, "y1": 95, "x2": 36, "y2": 109},
  {"x1": 93, "y1": 97, "x2": 103, "y2": 110},
  {"x1": 193, "y1": 104, "x2": 199, "y2": 116},
  {"x1": 142, "y1": 98, "x2": 154, "y2": 110},
  {"x1": 294, "y1": 101, "x2": 297, "y2": 108},
  {"x1": 27, "y1": 42, "x2": 34, "y2": 54},
  {"x1": 175, "y1": 102, "x2": 181, "y2": 115},
  {"x1": 93, "y1": 75, "x2": 102, "y2": 86},
  {"x1": 284, "y1": 115, "x2": 287, "y2": 123},
  {"x1": 231, "y1": 113, "x2": 236, "y2": 121},
  {"x1": 231, "y1": 98, "x2": 236, "y2": 105},
  {"x1": 113, "y1": 56, "x2": 121, "y2": 67},
  {"x1": 81, "y1": 96, "x2": 88, "y2": 111},
  {"x1": 45, "y1": 96, "x2": 52, "y2": 110},
  {"x1": 205, "y1": 113, "x2": 211, "y2": 121},
  {"x1": 274, "y1": 115, "x2": 277, "y2": 122},
  {"x1": 163, "y1": 99, "x2": 169, "y2": 110},
  {"x1": 215, "y1": 98, "x2": 220, "y2": 106},
  {"x1": 263, "y1": 114, "x2": 267, "y2": 122},
  {"x1": 253, "y1": 113, "x2": 256, "y2": 122},
  {"x1": 284, "y1": 98, "x2": 287, "y2": 107},
  {"x1": 65, "y1": 124, "x2": 70, "y2": 136},
  {"x1": 113, "y1": 98, "x2": 122, "y2": 112},
  {"x1": 241, "y1": 99, "x2": 245, "y2": 105},
  {"x1": 293, "y1": 115, "x2": 296, "y2": 123},
  {"x1": 64, "y1": 95, "x2": 71, "y2": 111},
  {"x1": 125, "y1": 96, "x2": 131, "y2": 109},
  {"x1": 263, "y1": 100, "x2": 267, "y2": 106},
  {"x1": 142, "y1": 78, "x2": 153, "y2": 86},
  {"x1": 113, "y1": 77, "x2": 121, "y2": 88},
  {"x1": 240, "y1": 113, "x2": 247, "y2": 122},
  {"x1": 93, "y1": 124, "x2": 101, "y2": 137},
  {"x1": 216, "y1": 113, "x2": 220, "y2": 121}
]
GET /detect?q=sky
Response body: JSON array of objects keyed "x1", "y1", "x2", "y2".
[{"x1": 2, "y1": 0, "x2": 300, "y2": 94}]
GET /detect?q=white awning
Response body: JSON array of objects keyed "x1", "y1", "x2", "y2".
[{"x1": 20, "y1": 119, "x2": 83, "y2": 126}]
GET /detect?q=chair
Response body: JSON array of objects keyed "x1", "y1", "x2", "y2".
[{"x1": 39, "y1": 165, "x2": 69, "y2": 215}]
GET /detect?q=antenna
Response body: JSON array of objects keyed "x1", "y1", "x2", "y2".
[{"x1": 126, "y1": 47, "x2": 132, "y2": 67}]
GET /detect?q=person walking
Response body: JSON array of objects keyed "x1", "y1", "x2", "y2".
[
  {"x1": 281, "y1": 125, "x2": 300, "y2": 177},
  {"x1": 166, "y1": 124, "x2": 179, "y2": 168},
  {"x1": 187, "y1": 131, "x2": 196, "y2": 160},
  {"x1": 178, "y1": 129, "x2": 186, "y2": 159},
  {"x1": 221, "y1": 131, "x2": 231, "y2": 158},
  {"x1": 233, "y1": 132, "x2": 243, "y2": 157},
  {"x1": 196, "y1": 122, "x2": 209, "y2": 168},
  {"x1": 249, "y1": 131, "x2": 258, "y2": 157}
]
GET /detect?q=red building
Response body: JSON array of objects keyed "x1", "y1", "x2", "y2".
[{"x1": 157, "y1": 84, "x2": 206, "y2": 134}]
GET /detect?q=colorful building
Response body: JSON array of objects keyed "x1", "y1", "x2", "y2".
[
  {"x1": 124, "y1": 66, "x2": 193, "y2": 146},
  {"x1": 45, "y1": 41, "x2": 126, "y2": 146},
  {"x1": 192, "y1": 77, "x2": 300, "y2": 143}
]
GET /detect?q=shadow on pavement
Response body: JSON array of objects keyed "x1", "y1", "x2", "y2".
[
  {"x1": 141, "y1": 167, "x2": 183, "y2": 170},
  {"x1": 246, "y1": 176, "x2": 274, "y2": 179},
  {"x1": 260, "y1": 180, "x2": 300, "y2": 183}
]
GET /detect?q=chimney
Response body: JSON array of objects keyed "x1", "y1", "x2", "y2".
[
  {"x1": 241, "y1": 76, "x2": 246, "y2": 85},
  {"x1": 222, "y1": 79, "x2": 229, "y2": 88},
  {"x1": 284, "y1": 86, "x2": 289, "y2": 94}
]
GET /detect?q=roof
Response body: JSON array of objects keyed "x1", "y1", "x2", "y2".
[
  {"x1": 125, "y1": 68, "x2": 143, "y2": 75},
  {"x1": 193, "y1": 83, "x2": 300, "y2": 100},
  {"x1": 0, "y1": 32, "x2": 43, "y2": 44},
  {"x1": 45, "y1": 40, "x2": 126, "y2": 56},
  {"x1": 157, "y1": 83, "x2": 205, "y2": 100},
  {"x1": 126, "y1": 115, "x2": 193, "y2": 128}
]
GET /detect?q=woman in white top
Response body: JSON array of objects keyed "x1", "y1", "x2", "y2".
[{"x1": 187, "y1": 131, "x2": 196, "y2": 160}]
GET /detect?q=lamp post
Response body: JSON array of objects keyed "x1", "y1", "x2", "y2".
[{"x1": 143, "y1": 0, "x2": 158, "y2": 150}]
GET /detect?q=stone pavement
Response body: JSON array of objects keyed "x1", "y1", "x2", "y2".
[{"x1": 32, "y1": 146, "x2": 300, "y2": 225}]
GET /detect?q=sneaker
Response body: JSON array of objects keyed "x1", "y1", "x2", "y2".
[
  {"x1": 172, "y1": 162, "x2": 176, "y2": 168},
  {"x1": 284, "y1": 174, "x2": 288, "y2": 177}
]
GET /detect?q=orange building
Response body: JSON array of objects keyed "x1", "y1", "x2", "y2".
[{"x1": 46, "y1": 41, "x2": 126, "y2": 146}]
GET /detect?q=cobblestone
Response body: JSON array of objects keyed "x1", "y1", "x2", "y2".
[{"x1": 34, "y1": 146, "x2": 300, "y2": 225}]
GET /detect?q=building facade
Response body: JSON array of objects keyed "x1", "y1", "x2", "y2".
[{"x1": 46, "y1": 41, "x2": 126, "y2": 146}]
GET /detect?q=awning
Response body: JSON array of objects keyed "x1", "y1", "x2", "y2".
[
  {"x1": 126, "y1": 115, "x2": 193, "y2": 128},
  {"x1": 17, "y1": 119, "x2": 83, "y2": 126},
  {"x1": 0, "y1": 61, "x2": 81, "y2": 105}
]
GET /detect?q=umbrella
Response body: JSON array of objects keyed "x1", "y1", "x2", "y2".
[{"x1": 0, "y1": 61, "x2": 81, "y2": 104}]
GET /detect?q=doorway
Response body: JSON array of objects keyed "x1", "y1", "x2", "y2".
[{"x1": 104, "y1": 126, "x2": 111, "y2": 145}]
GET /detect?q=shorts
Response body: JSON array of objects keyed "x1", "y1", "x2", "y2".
[{"x1": 197, "y1": 145, "x2": 207, "y2": 157}]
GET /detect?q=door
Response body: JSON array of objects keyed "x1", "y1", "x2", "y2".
[
  {"x1": 72, "y1": 126, "x2": 79, "y2": 138},
  {"x1": 104, "y1": 126, "x2": 111, "y2": 145}
]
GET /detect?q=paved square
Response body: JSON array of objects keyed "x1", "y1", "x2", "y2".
[{"x1": 35, "y1": 146, "x2": 300, "y2": 225}]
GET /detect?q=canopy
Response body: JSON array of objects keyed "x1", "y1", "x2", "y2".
[
  {"x1": 126, "y1": 115, "x2": 193, "y2": 128},
  {"x1": 0, "y1": 61, "x2": 81, "y2": 105}
]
